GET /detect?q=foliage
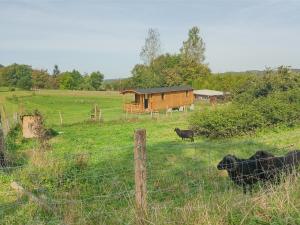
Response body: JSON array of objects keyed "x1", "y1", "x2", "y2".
[
  {"x1": 0, "y1": 64, "x2": 105, "y2": 91},
  {"x1": 235, "y1": 67, "x2": 300, "y2": 103},
  {"x1": 192, "y1": 72, "x2": 255, "y2": 92},
  {"x1": 190, "y1": 105, "x2": 266, "y2": 138},
  {"x1": 131, "y1": 54, "x2": 211, "y2": 88},
  {"x1": 190, "y1": 68, "x2": 300, "y2": 138},
  {"x1": 52, "y1": 64, "x2": 60, "y2": 77},
  {"x1": 140, "y1": 28, "x2": 161, "y2": 65},
  {"x1": 31, "y1": 69, "x2": 50, "y2": 89},
  {"x1": 57, "y1": 71, "x2": 78, "y2": 89},
  {"x1": 180, "y1": 26, "x2": 206, "y2": 64},
  {"x1": 89, "y1": 71, "x2": 104, "y2": 90},
  {"x1": 129, "y1": 26, "x2": 209, "y2": 89},
  {"x1": 0, "y1": 64, "x2": 32, "y2": 90},
  {"x1": 103, "y1": 78, "x2": 133, "y2": 91}
]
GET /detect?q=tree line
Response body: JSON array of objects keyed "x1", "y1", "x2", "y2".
[
  {"x1": 0, "y1": 26, "x2": 247, "y2": 92},
  {"x1": 2, "y1": 26, "x2": 297, "y2": 93},
  {"x1": 0, "y1": 64, "x2": 104, "y2": 91}
]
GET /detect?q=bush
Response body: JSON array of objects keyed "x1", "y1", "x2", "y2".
[
  {"x1": 189, "y1": 105, "x2": 265, "y2": 138},
  {"x1": 251, "y1": 90, "x2": 300, "y2": 127},
  {"x1": 190, "y1": 69, "x2": 300, "y2": 138}
]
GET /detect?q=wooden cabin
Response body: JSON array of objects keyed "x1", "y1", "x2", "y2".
[{"x1": 121, "y1": 85, "x2": 194, "y2": 113}]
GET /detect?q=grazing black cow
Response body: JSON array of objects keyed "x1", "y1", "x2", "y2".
[
  {"x1": 174, "y1": 128, "x2": 194, "y2": 142},
  {"x1": 217, "y1": 150, "x2": 300, "y2": 193},
  {"x1": 217, "y1": 154, "x2": 260, "y2": 193},
  {"x1": 248, "y1": 150, "x2": 274, "y2": 160}
]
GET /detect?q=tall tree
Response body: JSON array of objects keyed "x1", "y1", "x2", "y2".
[
  {"x1": 180, "y1": 26, "x2": 206, "y2": 64},
  {"x1": 52, "y1": 64, "x2": 60, "y2": 77},
  {"x1": 140, "y1": 28, "x2": 161, "y2": 65},
  {"x1": 89, "y1": 71, "x2": 104, "y2": 90}
]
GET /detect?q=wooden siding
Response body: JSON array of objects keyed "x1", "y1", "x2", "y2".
[
  {"x1": 149, "y1": 90, "x2": 194, "y2": 110},
  {"x1": 124, "y1": 90, "x2": 194, "y2": 113}
]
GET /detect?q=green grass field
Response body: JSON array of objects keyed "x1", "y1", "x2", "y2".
[{"x1": 1, "y1": 89, "x2": 300, "y2": 224}]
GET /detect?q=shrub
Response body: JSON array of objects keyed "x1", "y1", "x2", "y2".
[
  {"x1": 190, "y1": 69, "x2": 300, "y2": 138},
  {"x1": 189, "y1": 105, "x2": 265, "y2": 138},
  {"x1": 251, "y1": 90, "x2": 300, "y2": 127}
]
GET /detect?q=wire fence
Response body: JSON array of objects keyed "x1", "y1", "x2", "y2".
[
  {"x1": 0, "y1": 133, "x2": 232, "y2": 224},
  {"x1": 0, "y1": 106, "x2": 299, "y2": 224}
]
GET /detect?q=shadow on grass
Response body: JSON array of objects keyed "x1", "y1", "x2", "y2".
[{"x1": 144, "y1": 138, "x2": 283, "y2": 205}]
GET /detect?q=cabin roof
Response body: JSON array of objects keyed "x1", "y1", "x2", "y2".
[
  {"x1": 193, "y1": 89, "x2": 225, "y2": 96},
  {"x1": 121, "y1": 85, "x2": 193, "y2": 94}
]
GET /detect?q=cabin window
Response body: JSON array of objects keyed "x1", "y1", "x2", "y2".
[
  {"x1": 186, "y1": 91, "x2": 188, "y2": 97},
  {"x1": 161, "y1": 93, "x2": 165, "y2": 100}
]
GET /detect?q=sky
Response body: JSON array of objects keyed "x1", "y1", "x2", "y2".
[{"x1": 0, "y1": 0, "x2": 300, "y2": 78}]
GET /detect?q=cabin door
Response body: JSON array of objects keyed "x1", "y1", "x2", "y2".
[{"x1": 144, "y1": 99, "x2": 148, "y2": 109}]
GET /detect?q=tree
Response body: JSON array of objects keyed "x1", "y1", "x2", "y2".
[
  {"x1": 70, "y1": 70, "x2": 82, "y2": 89},
  {"x1": 89, "y1": 71, "x2": 104, "y2": 90},
  {"x1": 58, "y1": 72, "x2": 75, "y2": 89},
  {"x1": 32, "y1": 69, "x2": 50, "y2": 89},
  {"x1": 57, "y1": 70, "x2": 83, "y2": 90},
  {"x1": 131, "y1": 53, "x2": 211, "y2": 88},
  {"x1": 0, "y1": 67, "x2": 4, "y2": 86},
  {"x1": 52, "y1": 65, "x2": 60, "y2": 77},
  {"x1": 177, "y1": 58, "x2": 210, "y2": 82},
  {"x1": 140, "y1": 28, "x2": 161, "y2": 65},
  {"x1": 131, "y1": 64, "x2": 159, "y2": 88},
  {"x1": 49, "y1": 65, "x2": 60, "y2": 89},
  {"x1": 0, "y1": 64, "x2": 32, "y2": 89},
  {"x1": 180, "y1": 26, "x2": 206, "y2": 64}
]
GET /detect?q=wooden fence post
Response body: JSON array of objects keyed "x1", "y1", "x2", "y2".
[
  {"x1": 1, "y1": 105, "x2": 9, "y2": 134},
  {"x1": 59, "y1": 111, "x2": 63, "y2": 125},
  {"x1": 134, "y1": 129, "x2": 147, "y2": 219},
  {"x1": 0, "y1": 126, "x2": 5, "y2": 167},
  {"x1": 99, "y1": 109, "x2": 102, "y2": 122},
  {"x1": 94, "y1": 104, "x2": 97, "y2": 122},
  {"x1": 13, "y1": 112, "x2": 19, "y2": 126}
]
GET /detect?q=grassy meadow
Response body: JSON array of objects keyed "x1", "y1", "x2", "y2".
[{"x1": 0, "y1": 89, "x2": 300, "y2": 224}]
